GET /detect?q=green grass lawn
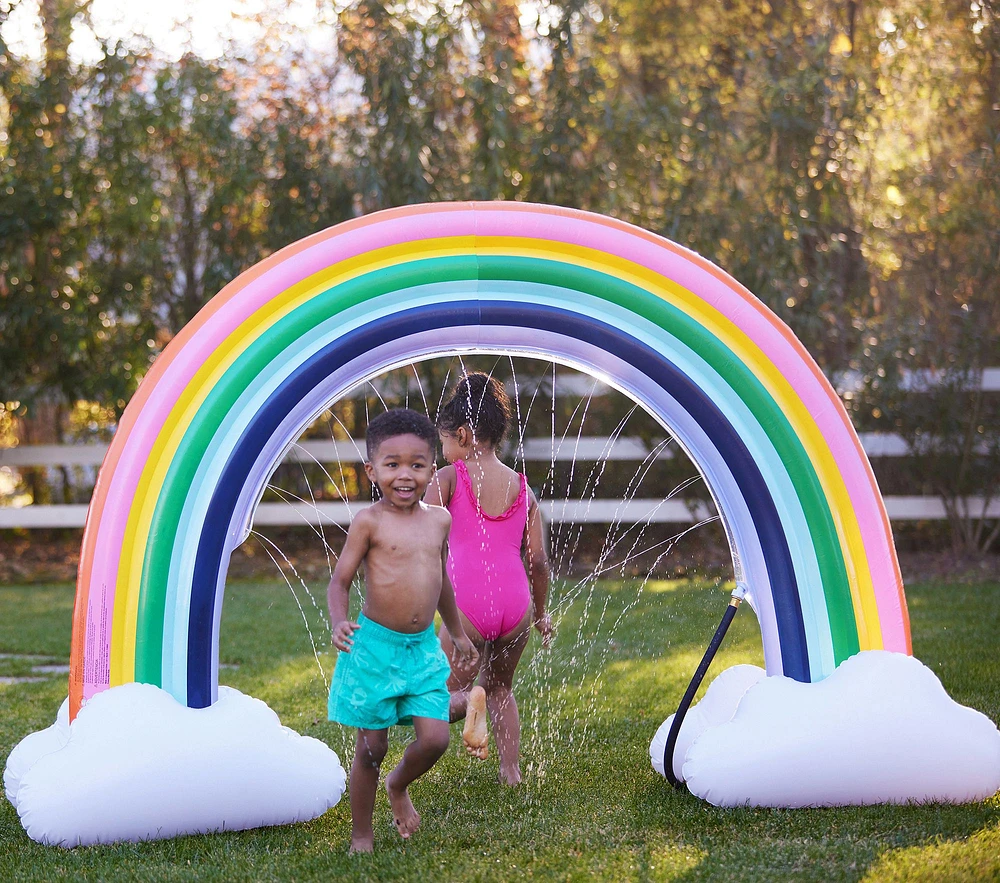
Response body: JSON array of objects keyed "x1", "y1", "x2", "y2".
[{"x1": 1, "y1": 575, "x2": 998, "y2": 882}]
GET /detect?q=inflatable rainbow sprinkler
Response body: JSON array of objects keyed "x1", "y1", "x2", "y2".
[{"x1": 70, "y1": 201, "x2": 910, "y2": 720}]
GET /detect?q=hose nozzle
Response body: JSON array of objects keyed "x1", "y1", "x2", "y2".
[{"x1": 730, "y1": 582, "x2": 749, "y2": 607}]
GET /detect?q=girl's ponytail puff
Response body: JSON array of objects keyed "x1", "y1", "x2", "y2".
[{"x1": 437, "y1": 371, "x2": 512, "y2": 446}]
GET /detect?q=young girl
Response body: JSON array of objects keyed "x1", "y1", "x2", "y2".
[{"x1": 427, "y1": 372, "x2": 552, "y2": 786}]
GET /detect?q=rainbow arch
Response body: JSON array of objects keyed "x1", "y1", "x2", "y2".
[{"x1": 69, "y1": 202, "x2": 910, "y2": 718}]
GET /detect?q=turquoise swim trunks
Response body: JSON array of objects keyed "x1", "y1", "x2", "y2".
[{"x1": 328, "y1": 613, "x2": 451, "y2": 728}]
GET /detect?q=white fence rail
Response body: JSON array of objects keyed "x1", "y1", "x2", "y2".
[
  {"x1": 4, "y1": 496, "x2": 997, "y2": 530},
  {"x1": 0, "y1": 432, "x2": 928, "y2": 467},
  {"x1": 2, "y1": 435, "x2": 995, "y2": 528}
]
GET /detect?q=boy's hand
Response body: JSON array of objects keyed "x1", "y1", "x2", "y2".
[
  {"x1": 534, "y1": 613, "x2": 553, "y2": 648},
  {"x1": 453, "y1": 634, "x2": 479, "y2": 667},
  {"x1": 332, "y1": 620, "x2": 360, "y2": 652}
]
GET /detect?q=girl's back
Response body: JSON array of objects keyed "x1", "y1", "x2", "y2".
[
  {"x1": 458, "y1": 459, "x2": 522, "y2": 517},
  {"x1": 446, "y1": 459, "x2": 531, "y2": 641}
]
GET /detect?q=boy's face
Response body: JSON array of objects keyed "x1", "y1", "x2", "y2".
[{"x1": 364, "y1": 433, "x2": 435, "y2": 509}]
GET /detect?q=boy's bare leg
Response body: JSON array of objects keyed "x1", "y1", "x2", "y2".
[
  {"x1": 482, "y1": 610, "x2": 532, "y2": 785},
  {"x1": 462, "y1": 685, "x2": 489, "y2": 758},
  {"x1": 439, "y1": 614, "x2": 485, "y2": 722},
  {"x1": 349, "y1": 728, "x2": 388, "y2": 853},
  {"x1": 384, "y1": 717, "x2": 450, "y2": 839}
]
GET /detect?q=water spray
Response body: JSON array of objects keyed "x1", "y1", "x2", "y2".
[{"x1": 663, "y1": 582, "x2": 748, "y2": 787}]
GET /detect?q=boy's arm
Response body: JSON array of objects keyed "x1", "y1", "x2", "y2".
[
  {"x1": 436, "y1": 534, "x2": 478, "y2": 666},
  {"x1": 525, "y1": 489, "x2": 553, "y2": 647},
  {"x1": 327, "y1": 513, "x2": 371, "y2": 651}
]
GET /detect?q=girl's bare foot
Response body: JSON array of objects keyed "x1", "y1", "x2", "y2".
[
  {"x1": 499, "y1": 764, "x2": 522, "y2": 786},
  {"x1": 463, "y1": 685, "x2": 489, "y2": 759},
  {"x1": 349, "y1": 834, "x2": 374, "y2": 854},
  {"x1": 385, "y1": 771, "x2": 421, "y2": 839}
]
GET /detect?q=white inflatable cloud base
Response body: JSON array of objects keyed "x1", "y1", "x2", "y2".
[
  {"x1": 650, "y1": 664, "x2": 765, "y2": 781},
  {"x1": 651, "y1": 651, "x2": 1000, "y2": 807},
  {"x1": 4, "y1": 698, "x2": 71, "y2": 804},
  {"x1": 5, "y1": 683, "x2": 347, "y2": 847}
]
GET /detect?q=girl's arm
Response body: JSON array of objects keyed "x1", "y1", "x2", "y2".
[
  {"x1": 524, "y1": 488, "x2": 553, "y2": 646},
  {"x1": 425, "y1": 464, "x2": 456, "y2": 508},
  {"x1": 327, "y1": 512, "x2": 371, "y2": 651}
]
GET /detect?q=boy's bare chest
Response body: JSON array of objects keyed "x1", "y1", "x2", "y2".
[
  {"x1": 371, "y1": 533, "x2": 438, "y2": 562},
  {"x1": 368, "y1": 519, "x2": 445, "y2": 569}
]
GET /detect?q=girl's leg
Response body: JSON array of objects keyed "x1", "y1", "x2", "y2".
[
  {"x1": 349, "y1": 728, "x2": 388, "y2": 853},
  {"x1": 481, "y1": 607, "x2": 532, "y2": 785},
  {"x1": 439, "y1": 609, "x2": 485, "y2": 722},
  {"x1": 384, "y1": 716, "x2": 451, "y2": 839},
  {"x1": 462, "y1": 682, "x2": 489, "y2": 759}
]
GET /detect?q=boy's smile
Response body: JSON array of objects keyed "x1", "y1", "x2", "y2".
[{"x1": 364, "y1": 433, "x2": 435, "y2": 509}]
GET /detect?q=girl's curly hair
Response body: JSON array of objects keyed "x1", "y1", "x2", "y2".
[{"x1": 436, "y1": 372, "x2": 512, "y2": 447}]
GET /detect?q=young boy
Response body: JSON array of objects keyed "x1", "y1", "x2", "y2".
[{"x1": 327, "y1": 407, "x2": 478, "y2": 854}]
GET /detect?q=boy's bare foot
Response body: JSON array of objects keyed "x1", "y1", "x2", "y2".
[
  {"x1": 385, "y1": 771, "x2": 421, "y2": 839},
  {"x1": 349, "y1": 835, "x2": 374, "y2": 854},
  {"x1": 463, "y1": 685, "x2": 489, "y2": 759}
]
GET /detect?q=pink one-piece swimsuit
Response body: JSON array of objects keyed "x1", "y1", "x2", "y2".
[{"x1": 446, "y1": 459, "x2": 532, "y2": 641}]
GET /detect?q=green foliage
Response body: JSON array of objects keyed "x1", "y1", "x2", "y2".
[
  {"x1": 0, "y1": 1, "x2": 147, "y2": 414},
  {"x1": 859, "y1": 310, "x2": 1000, "y2": 553},
  {"x1": 337, "y1": 0, "x2": 462, "y2": 206},
  {"x1": 0, "y1": 2, "x2": 356, "y2": 418}
]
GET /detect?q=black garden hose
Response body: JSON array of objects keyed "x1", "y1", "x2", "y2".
[{"x1": 663, "y1": 584, "x2": 747, "y2": 787}]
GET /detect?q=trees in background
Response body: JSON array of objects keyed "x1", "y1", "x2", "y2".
[
  {"x1": 852, "y1": 0, "x2": 1000, "y2": 553},
  {"x1": 1, "y1": 0, "x2": 997, "y2": 547}
]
